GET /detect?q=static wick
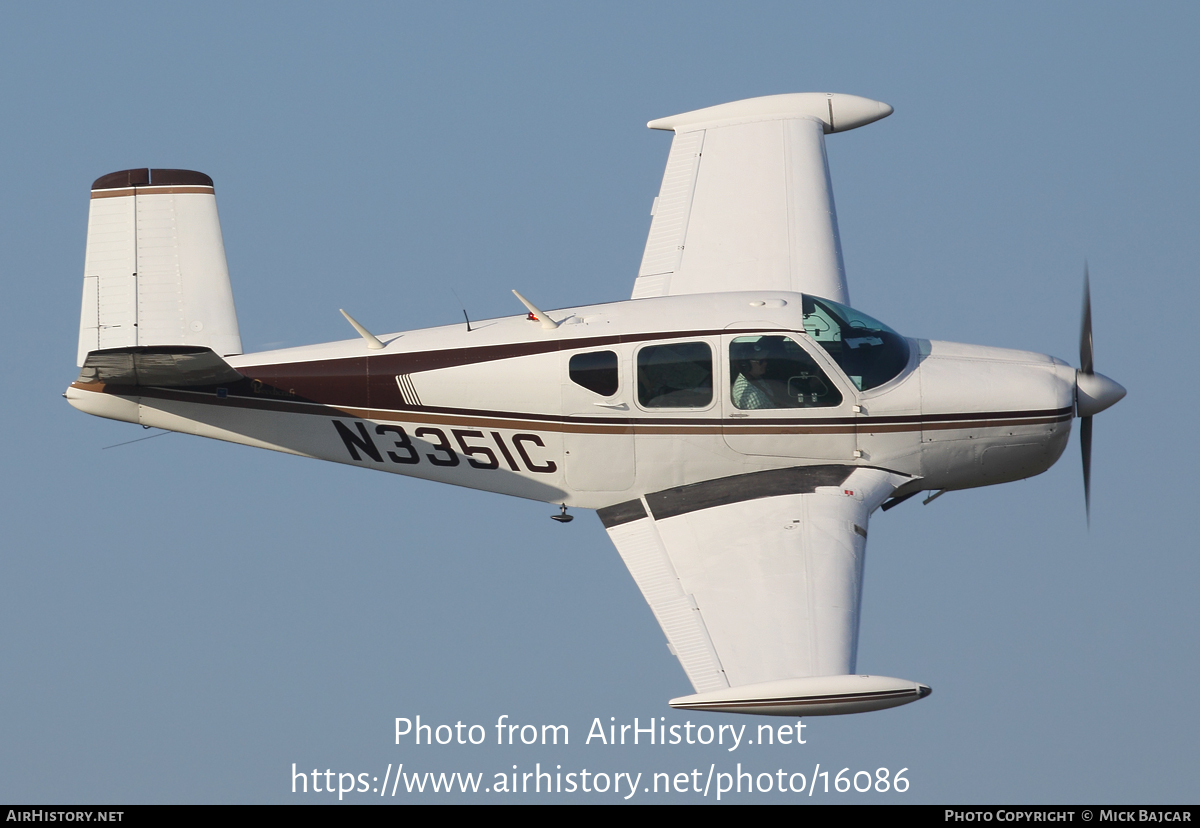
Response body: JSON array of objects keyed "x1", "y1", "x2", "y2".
[{"x1": 102, "y1": 430, "x2": 173, "y2": 450}]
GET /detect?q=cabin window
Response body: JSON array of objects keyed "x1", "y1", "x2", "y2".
[
  {"x1": 637, "y1": 342, "x2": 713, "y2": 409},
  {"x1": 729, "y1": 336, "x2": 843, "y2": 409},
  {"x1": 569, "y1": 350, "x2": 619, "y2": 397},
  {"x1": 802, "y1": 296, "x2": 910, "y2": 391}
]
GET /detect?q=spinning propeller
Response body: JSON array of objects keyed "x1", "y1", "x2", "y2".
[{"x1": 1075, "y1": 265, "x2": 1127, "y2": 523}]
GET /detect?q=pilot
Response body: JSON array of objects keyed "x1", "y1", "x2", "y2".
[{"x1": 732, "y1": 339, "x2": 786, "y2": 409}]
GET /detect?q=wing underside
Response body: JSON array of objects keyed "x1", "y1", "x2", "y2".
[{"x1": 601, "y1": 465, "x2": 928, "y2": 715}]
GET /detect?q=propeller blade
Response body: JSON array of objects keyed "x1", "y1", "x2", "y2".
[
  {"x1": 1080, "y1": 414, "x2": 1092, "y2": 525},
  {"x1": 1079, "y1": 264, "x2": 1093, "y2": 376}
]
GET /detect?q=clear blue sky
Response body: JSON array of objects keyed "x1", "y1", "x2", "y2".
[{"x1": 2, "y1": 1, "x2": 1196, "y2": 803}]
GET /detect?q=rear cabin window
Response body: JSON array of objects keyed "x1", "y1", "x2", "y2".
[
  {"x1": 569, "y1": 350, "x2": 619, "y2": 397},
  {"x1": 637, "y1": 342, "x2": 713, "y2": 409}
]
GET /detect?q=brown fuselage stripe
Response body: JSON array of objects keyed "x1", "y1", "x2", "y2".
[
  {"x1": 232, "y1": 326, "x2": 777, "y2": 386},
  {"x1": 91, "y1": 186, "x2": 214, "y2": 199},
  {"x1": 74, "y1": 381, "x2": 1070, "y2": 437}
]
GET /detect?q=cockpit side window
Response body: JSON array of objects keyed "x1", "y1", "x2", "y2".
[
  {"x1": 802, "y1": 296, "x2": 910, "y2": 391},
  {"x1": 569, "y1": 350, "x2": 619, "y2": 397},
  {"x1": 729, "y1": 335, "x2": 843, "y2": 410},
  {"x1": 637, "y1": 342, "x2": 713, "y2": 409}
]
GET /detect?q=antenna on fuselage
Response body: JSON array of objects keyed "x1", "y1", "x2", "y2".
[
  {"x1": 512, "y1": 290, "x2": 561, "y2": 330},
  {"x1": 339, "y1": 309, "x2": 385, "y2": 350},
  {"x1": 451, "y1": 288, "x2": 472, "y2": 332}
]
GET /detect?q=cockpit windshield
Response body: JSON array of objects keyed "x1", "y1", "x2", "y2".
[{"x1": 802, "y1": 296, "x2": 910, "y2": 391}]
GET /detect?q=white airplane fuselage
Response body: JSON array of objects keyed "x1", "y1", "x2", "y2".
[{"x1": 66, "y1": 290, "x2": 1076, "y2": 509}]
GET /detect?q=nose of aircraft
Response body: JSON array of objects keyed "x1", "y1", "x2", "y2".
[{"x1": 1075, "y1": 370, "x2": 1126, "y2": 418}]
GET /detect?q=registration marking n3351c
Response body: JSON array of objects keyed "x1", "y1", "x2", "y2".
[{"x1": 332, "y1": 420, "x2": 557, "y2": 474}]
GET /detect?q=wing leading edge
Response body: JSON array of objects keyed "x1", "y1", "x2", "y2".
[
  {"x1": 632, "y1": 93, "x2": 892, "y2": 305},
  {"x1": 600, "y1": 465, "x2": 930, "y2": 716}
]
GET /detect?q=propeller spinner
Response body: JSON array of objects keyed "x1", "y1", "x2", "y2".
[{"x1": 1076, "y1": 265, "x2": 1127, "y2": 522}]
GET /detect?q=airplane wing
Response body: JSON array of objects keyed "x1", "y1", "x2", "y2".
[
  {"x1": 600, "y1": 465, "x2": 930, "y2": 716},
  {"x1": 631, "y1": 93, "x2": 892, "y2": 306}
]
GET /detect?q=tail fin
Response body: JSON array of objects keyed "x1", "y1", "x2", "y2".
[{"x1": 76, "y1": 168, "x2": 242, "y2": 366}]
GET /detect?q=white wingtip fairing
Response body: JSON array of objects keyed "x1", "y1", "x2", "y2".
[
  {"x1": 669, "y1": 674, "x2": 931, "y2": 717},
  {"x1": 647, "y1": 92, "x2": 893, "y2": 134}
]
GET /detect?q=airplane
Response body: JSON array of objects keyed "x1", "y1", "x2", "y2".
[{"x1": 65, "y1": 92, "x2": 1126, "y2": 717}]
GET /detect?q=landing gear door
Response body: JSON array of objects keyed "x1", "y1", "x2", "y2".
[{"x1": 721, "y1": 328, "x2": 858, "y2": 461}]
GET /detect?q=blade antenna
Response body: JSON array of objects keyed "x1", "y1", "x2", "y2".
[
  {"x1": 339, "y1": 309, "x2": 385, "y2": 350},
  {"x1": 512, "y1": 290, "x2": 561, "y2": 330}
]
